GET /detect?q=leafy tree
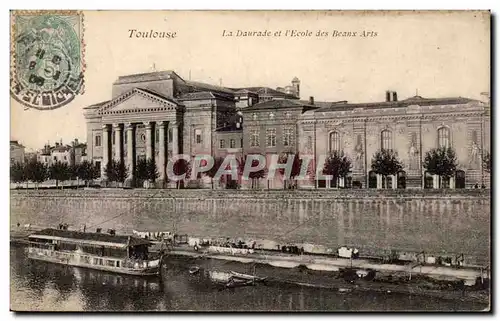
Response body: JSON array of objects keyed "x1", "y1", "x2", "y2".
[
  {"x1": 483, "y1": 151, "x2": 491, "y2": 173},
  {"x1": 135, "y1": 158, "x2": 149, "y2": 184},
  {"x1": 239, "y1": 156, "x2": 267, "y2": 189},
  {"x1": 105, "y1": 161, "x2": 117, "y2": 183},
  {"x1": 26, "y1": 160, "x2": 48, "y2": 189},
  {"x1": 278, "y1": 152, "x2": 303, "y2": 189},
  {"x1": 172, "y1": 159, "x2": 191, "y2": 189},
  {"x1": 76, "y1": 160, "x2": 100, "y2": 187},
  {"x1": 105, "y1": 160, "x2": 129, "y2": 187},
  {"x1": 423, "y1": 147, "x2": 458, "y2": 188},
  {"x1": 146, "y1": 159, "x2": 159, "y2": 182},
  {"x1": 370, "y1": 149, "x2": 403, "y2": 189},
  {"x1": 10, "y1": 162, "x2": 26, "y2": 187},
  {"x1": 205, "y1": 157, "x2": 225, "y2": 189},
  {"x1": 323, "y1": 151, "x2": 352, "y2": 188},
  {"x1": 48, "y1": 161, "x2": 71, "y2": 188}
]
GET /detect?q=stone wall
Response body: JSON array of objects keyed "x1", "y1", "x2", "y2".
[{"x1": 10, "y1": 189, "x2": 490, "y2": 266}]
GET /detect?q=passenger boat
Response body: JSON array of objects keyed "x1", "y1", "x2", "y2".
[{"x1": 26, "y1": 228, "x2": 163, "y2": 276}]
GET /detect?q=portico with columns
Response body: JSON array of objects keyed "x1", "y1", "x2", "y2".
[{"x1": 87, "y1": 88, "x2": 183, "y2": 187}]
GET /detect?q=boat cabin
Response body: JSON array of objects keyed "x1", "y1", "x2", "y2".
[{"x1": 28, "y1": 228, "x2": 154, "y2": 261}]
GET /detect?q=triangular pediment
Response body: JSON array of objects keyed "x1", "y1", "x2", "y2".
[{"x1": 98, "y1": 88, "x2": 180, "y2": 115}]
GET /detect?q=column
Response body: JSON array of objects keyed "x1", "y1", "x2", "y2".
[
  {"x1": 125, "y1": 123, "x2": 135, "y2": 186},
  {"x1": 101, "y1": 124, "x2": 110, "y2": 180},
  {"x1": 171, "y1": 122, "x2": 179, "y2": 156},
  {"x1": 157, "y1": 121, "x2": 166, "y2": 185},
  {"x1": 144, "y1": 122, "x2": 153, "y2": 160},
  {"x1": 391, "y1": 175, "x2": 397, "y2": 189},
  {"x1": 433, "y1": 175, "x2": 439, "y2": 189},
  {"x1": 113, "y1": 124, "x2": 122, "y2": 162},
  {"x1": 376, "y1": 174, "x2": 382, "y2": 189},
  {"x1": 449, "y1": 176, "x2": 455, "y2": 189}
]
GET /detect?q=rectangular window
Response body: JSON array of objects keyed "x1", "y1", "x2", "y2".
[
  {"x1": 219, "y1": 139, "x2": 226, "y2": 148},
  {"x1": 230, "y1": 139, "x2": 236, "y2": 148},
  {"x1": 95, "y1": 135, "x2": 101, "y2": 147},
  {"x1": 266, "y1": 128, "x2": 276, "y2": 147},
  {"x1": 250, "y1": 129, "x2": 259, "y2": 147},
  {"x1": 195, "y1": 129, "x2": 202, "y2": 144},
  {"x1": 283, "y1": 128, "x2": 294, "y2": 147},
  {"x1": 381, "y1": 130, "x2": 392, "y2": 150}
]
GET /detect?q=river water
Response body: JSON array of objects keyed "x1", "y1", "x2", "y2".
[{"x1": 9, "y1": 246, "x2": 487, "y2": 312}]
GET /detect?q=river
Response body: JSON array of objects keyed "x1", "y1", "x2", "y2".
[{"x1": 9, "y1": 246, "x2": 487, "y2": 312}]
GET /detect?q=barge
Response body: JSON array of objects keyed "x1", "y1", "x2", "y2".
[{"x1": 26, "y1": 228, "x2": 163, "y2": 276}]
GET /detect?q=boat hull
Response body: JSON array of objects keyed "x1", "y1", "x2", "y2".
[{"x1": 27, "y1": 253, "x2": 160, "y2": 277}]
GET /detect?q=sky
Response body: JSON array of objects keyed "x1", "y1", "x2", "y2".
[{"x1": 10, "y1": 10, "x2": 490, "y2": 150}]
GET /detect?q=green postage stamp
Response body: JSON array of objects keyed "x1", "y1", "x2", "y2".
[{"x1": 10, "y1": 10, "x2": 85, "y2": 110}]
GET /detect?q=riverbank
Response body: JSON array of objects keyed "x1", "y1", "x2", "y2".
[{"x1": 11, "y1": 232, "x2": 490, "y2": 306}]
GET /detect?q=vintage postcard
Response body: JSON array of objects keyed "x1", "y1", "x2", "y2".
[{"x1": 10, "y1": 10, "x2": 491, "y2": 312}]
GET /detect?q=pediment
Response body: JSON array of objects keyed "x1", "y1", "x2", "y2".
[{"x1": 98, "y1": 88, "x2": 179, "y2": 115}]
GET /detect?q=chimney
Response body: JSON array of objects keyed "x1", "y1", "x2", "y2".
[
  {"x1": 96, "y1": 228, "x2": 102, "y2": 233},
  {"x1": 392, "y1": 91, "x2": 398, "y2": 102},
  {"x1": 386, "y1": 91, "x2": 391, "y2": 102},
  {"x1": 309, "y1": 96, "x2": 314, "y2": 105},
  {"x1": 74, "y1": 138, "x2": 79, "y2": 145}
]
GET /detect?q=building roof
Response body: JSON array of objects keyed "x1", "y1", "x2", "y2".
[
  {"x1": 243, "y1": 99, "x2": 318, "y2": 112},
  {"x1": 178, "y1": 91, "x2": 235, "y2": 101},
  {"x1": 10, "y1": 140, "x2": 24, "y2": 148},
  {"x1": 113, "y1": 70, "x2": 184, "y2": 85},
  {"x1": 314, "y1": 96, "x2": 478, "y2": 113},
  {"x1": 216, "y1": 113, "x2": 243, "y2": 132},
  {"x1": 232, "y1": 86, "x2": 298, "y2": 99},
  {"x1": 29, "y1": 228, "x2": 152, "y2": 247},
  {"x1": 298, "y1": 100, "x2": 336, "y2": 109},
  {"x1": 185, "y1": 80, "x2": 235, "y2": 95}
]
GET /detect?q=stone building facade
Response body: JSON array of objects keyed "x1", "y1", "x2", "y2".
[{"x1": 83, "y1": 70, "x2": 490, "y2": 189}]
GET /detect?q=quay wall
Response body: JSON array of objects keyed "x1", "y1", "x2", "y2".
[{"x1": 10, "y1": 189, "x2": 490, "y2": 266}]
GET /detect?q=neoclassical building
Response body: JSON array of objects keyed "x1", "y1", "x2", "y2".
[{"x1": 84, "y1": 70, "x2": 490, "y2": 189}]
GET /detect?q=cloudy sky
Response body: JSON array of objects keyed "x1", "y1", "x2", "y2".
[{"x1": 10, "y1": 10, "x2": 490, "y2": 150}]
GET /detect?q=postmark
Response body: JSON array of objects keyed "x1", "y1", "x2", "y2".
[{"x1": 10, "y1": 11, "x2": 85, "y2": 110}]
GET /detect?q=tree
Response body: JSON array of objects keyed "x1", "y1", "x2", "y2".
[
  {"x1": 105, "y1": 161, "x2": 117, "y2": 183},
  {"x1": 76, "y1": 160, "x2": 100, "y2": 187},
  {"x1": 205, "y1": 157, "x2": 225, "y2": 189},
  {"x1": 323, "y1": 151, "x2": 352, "y2": 188},
  {"x1": 278, "y1": 152, "x2": 303, "y2": 189},
  {"x1": 25, "y1": 160, "x2": 48, "y2": 189},
  {"x1": 48, "y1": 161, "x2": 71, "y2": 188},
  {"x1": 370, "y1": 149, "x2": 403, "y2": 188},
  {"x1": 172, "y1": 159, "x2": 191, "y2": 189},
  {"x1": 423, "y1": 147, "x2": 458, "y2": 188},
  {"x1": 105, "y1": 160, "x2": 129, "y2": 187},
  {"x1": 135, "y1": 158, "x2": 149, "y2": 185},
  {"x1": 240, "y1": 156, "x2": 266, "y2": 189},
  {"x1": 483, "y1": 151, "x2": 491, "y2": 173},
  {"x1": 146, "y1": 159, "x2": 159, "y2": 183},
  {"x1": 10, "y1": 162, "x2": 26, "y2": 187}
]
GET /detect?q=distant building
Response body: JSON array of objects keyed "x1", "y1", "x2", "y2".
[
  {"x1": 10, "y1": 140, "x2": 25, "y2": 165},
  {"x1": 37, "y1": 139, "x2": 87, "y2": 167}
]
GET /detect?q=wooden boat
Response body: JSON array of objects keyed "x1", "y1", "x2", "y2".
[{"x1": 27, "y1": 228, "x2": 163, "y2": 276}]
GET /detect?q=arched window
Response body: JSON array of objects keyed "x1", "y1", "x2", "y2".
[
  {"x1": 368, "y1": 171, "x2": 377, "y2": 188},
  {"x1": 397, "y1": 171, "x2": 406, "y2": 189},
  {"x1": 381, "y1": 130, "x2": 392, "y2": 150},
  {"x1": 437, "y1": 127, "x2": 450, "y2": 148},
  {"x1": 455, "y1": 170, "x2": 466, "y2": 189},
  {"x1": 329, "y1": 132, "x2": 341, "y2": 153}
]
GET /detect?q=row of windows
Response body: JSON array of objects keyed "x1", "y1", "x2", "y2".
[
  {"x1": 249, "y1": 128, "x2": 294, "y2": 148},
  {"x1": 328, "y1": 127, "x2": 452, "y2": 152},
  {"x1": 251, "y1": 112, "x2": 292, "y2": 121},
  {"x1": 219, "y1": 139, "x2": 241, "y2": 149}
]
